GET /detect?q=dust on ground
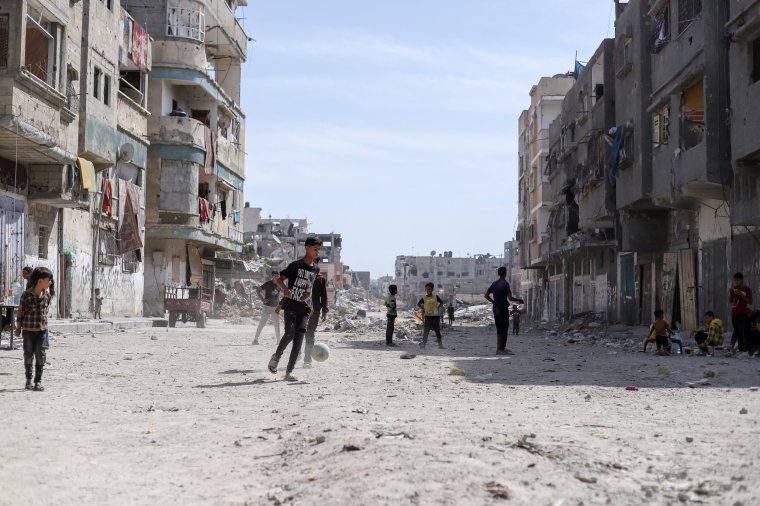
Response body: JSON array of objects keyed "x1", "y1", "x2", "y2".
[{"x1": 1, "y1": 316, "x2": 759, "y2": 505}]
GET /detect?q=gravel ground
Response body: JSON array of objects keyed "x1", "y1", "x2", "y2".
[{"x1": 1, "y1": 317, "x2": 759, "y2": 505}]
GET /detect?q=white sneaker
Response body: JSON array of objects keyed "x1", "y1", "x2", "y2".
[{"x1": 284, "y1": 373, "x2": 298, "y2": 382}]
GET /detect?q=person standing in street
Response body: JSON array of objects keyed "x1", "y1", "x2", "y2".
[
  {"x1": 268, "y1": 237, "x2": 321, "y2": 381},
  {"x1": 385, "y1": 285, "x2": 398, "y2": 346},
  {"x1": 15, "y1": 267, "x2": 54, "y2": 391},
  {"x1": 485, "y1": 267, "x2": 524, "y2": 355},
  {"x1": 253, "y1": 272, "x2": 282, "y2": 345},
  {"x1": 418, "y1": 283, "x2": 444, "y2": 349},
  {"x1": 730, "y1": 272, "x2": 753, "y2": 354},
  {"x1": 303, "y1": 269, "x2": 328, "y2": 367}
]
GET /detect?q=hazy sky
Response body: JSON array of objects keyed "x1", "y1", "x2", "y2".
[{"x1": 239, "y1": 1, "x2": 615, "y2": 278}]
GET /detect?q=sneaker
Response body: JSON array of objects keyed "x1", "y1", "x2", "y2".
[
  {"x1": 284, "y1": 373, "x2": 298, "y2": 382},
  {"x1": 33, "y1": 383, "x2": 44, "y2": 391},
  {"x1": 496, "y1": 350, "x2": 505, "y2": 356},
  {"x1": 303, "y1": 362, "x2": 312, "y2": 369},
  {"x1": 386, "y1": 342, "x2": 398, "y2": 347},
  {"x1": 267, "y1": 355, "x2": 279, "y2": 374},
  {"x1": 25, "y1": 381, "x2": 33, "y2": 390}
]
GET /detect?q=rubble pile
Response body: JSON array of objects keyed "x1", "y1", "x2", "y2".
[{"x1": 541, "y1": 315, "x2": 643, "y2": 352}]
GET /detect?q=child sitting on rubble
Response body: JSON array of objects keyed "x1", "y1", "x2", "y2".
[
  {"x1": 692, "y1": 311, "x2": 724, "y2": 356},
  {"x1": 644, "y1": 309, "x2": 673, "y2": 355}
]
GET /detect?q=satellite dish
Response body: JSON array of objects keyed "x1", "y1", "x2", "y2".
[
  {"x1": 430, "y1": 250, "x2": 436, "y2": 256},
  {"x1": 118, "y1": 143, "x2": 134, "y2": 163}
]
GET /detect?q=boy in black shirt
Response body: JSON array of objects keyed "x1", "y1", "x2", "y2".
[
  {"x1": 253, "y1": 272, "x2": 282, "y2": 345},
  {"x1": 268, "y1": 237, "x2": 322, "y2": 381}
]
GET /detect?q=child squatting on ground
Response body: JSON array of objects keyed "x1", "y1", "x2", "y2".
[
  {"x1": 15, "y1": 267, "x2": 54, "y2": 391},
  {"x1": 693, "y1": 311, "x2": 725, "y2": 356},
  {"x1": 267, "y1": 237, "x2": 322, "y2": 381}
]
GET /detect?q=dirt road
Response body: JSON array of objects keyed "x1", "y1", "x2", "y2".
[{"x1": 1, "y1": 319, "x2": 759, "y2": 505}]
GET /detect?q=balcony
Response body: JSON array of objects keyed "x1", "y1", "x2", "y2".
[
  {"x1": 205, "y1": 0, "x2": 249, "y2": 60},
  {"x1": 152, "y1": 115, "x2": 206, "y2": 151},
  {"x1": 215, "y1": 134, "x2": 243, "y2": 176},
  {"x1": 117, "y1": 93, "x2": 149, "y2": 136}
]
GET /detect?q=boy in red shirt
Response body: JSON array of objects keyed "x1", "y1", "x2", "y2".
[{"x1": 730, "y1": 272, "x2": 753, "y2": 354}]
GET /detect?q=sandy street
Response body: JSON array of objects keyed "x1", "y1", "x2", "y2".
[{"x1": 1, "y1": 318, "x2": 759, "y2": 506}]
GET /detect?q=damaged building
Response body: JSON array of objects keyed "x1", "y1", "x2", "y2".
[
  {"x1": 0, "y1": 0, "x2": 150, "y2": 317},
  {"x1": 122, "y1": 0, "x2": 249, "y2": 316},
  {"x1": 394, "y1": 253, "x2": 506, "y2": 309},
  {"x1": 518, "y1": 0, "x2": 760, "y2": 332}
]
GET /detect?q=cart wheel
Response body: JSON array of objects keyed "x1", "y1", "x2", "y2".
[
  {"x1": 168, "y1": 312, "x2": 177, "y2": 327},
  {"x1": 197, "y1": 312, "x2": 207, "y2": 328}
]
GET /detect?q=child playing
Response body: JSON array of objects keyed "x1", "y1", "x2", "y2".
[
  {"x1": 447, "y1": 304, "x2": 455, "y2": 326},
  {"x1": 385, "y1": 285, "x2": 398, "y2": 346},
  {"x1": 268, "y1": 237, "x2": 322, "y2": 381},
  {"x1": 417, "y1": 282, "x2": 444, "y2": 349},
  {"x1": 14, "y1": 267, "x2": 54, "y2": 391},
  {"x1": 509, "y1": 303, "x2": 521, "y2": 335},
  {"x1": 646, "y1": 309, "x2": 673, "y2": 355},
  {"x1": 94, "y1": 288, "x2": 103, "y2": 319},
  {"x1": 693, "y1": 311, "x2": 724, "y2": 356}
]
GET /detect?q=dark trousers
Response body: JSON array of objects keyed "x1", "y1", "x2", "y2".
[
  {"x1": 422, "y1": 316, "x2": 442, "y2": 344},
  {"x1": 731, "y1": 314, "x2": 750, "y2": 352},
  {"x1": 23, "y1": 330, "x2": 46, "y2": 383},
  {"x1": 386, "y1": 315, "x2": 396, "y2": 344},
  {"x1": 655, "y1": 334, "x2": 670, "y2": 352},
  {"x1": 694, "y1": 331, "x2": 709, "y2": 352},
  {"x1": 447, "y1": 316, "x2": 454, "y2": 325},
  {"x1": 274, "y1": 311, "x2": 309, "y2": 374},
  {"x1": 512, "y1": 316, "x2": 520, "y2": 335},
  {"x1": 303, "y1": 312, "x2": 320, "y2": 364},
  {"x1": 493, "y1": 307, "x2": 509, "y2": 351}
]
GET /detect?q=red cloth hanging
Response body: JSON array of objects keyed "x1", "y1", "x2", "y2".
[
  {"x1": 199, "y1": 197, "x2": 209, "y2": 222},
  {"x1": 102, "y1": 178, "x2": 113, "y2": 217}
]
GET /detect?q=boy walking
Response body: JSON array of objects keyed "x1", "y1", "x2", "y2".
[
  {"x1": 253, "y1": 272, "x2": 282, "y2": 345},
  {"x1": 303, "y1": 271, "x2": 328, "y2": 367},
  {"x1": 447, "y1": 304, "x2": 455, "y2": 326},
  {"x1": 385, "y1": 285, "x2": 398, "y2": 346},
  {"x1": 268, "y1": 237, "x2": 322, "y2": 381},
  {"x1": 15, "y1": 267, "x2": 54, "y2": 391},
  {"x1": 417, "y1": 282, "x2": 444, "y2": 349},
  {"x1": 93, "y1": 288, "x2": 103, "y2": 319}
]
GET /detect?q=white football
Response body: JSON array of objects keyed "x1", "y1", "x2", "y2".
[{"x1": 311, "y1": 342, "x2": 330, "y2": 362}]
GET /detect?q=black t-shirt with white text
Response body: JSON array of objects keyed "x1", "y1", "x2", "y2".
[{"x1": 279, "y1": 260, "x2": 320, "y2": 314}]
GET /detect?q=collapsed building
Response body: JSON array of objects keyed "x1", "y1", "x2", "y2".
[
  {"x1": 517, "y1": 0, "x2": 760, "y2": 332},
  {"x1": 394, "y1": 253, "x2": 508, "y2": 309}
]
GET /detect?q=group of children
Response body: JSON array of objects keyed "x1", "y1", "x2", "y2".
[{"x1": 644, "y1": 272, "x2": 758, "y2": 357}]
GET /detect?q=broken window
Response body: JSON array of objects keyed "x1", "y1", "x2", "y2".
[
  {"x1": 752, "y1": 37, "x2": 760, "y2": 83},
  {"x1": 681, "y1": 79, "x2": 704, "y2": 150},
  {"x1": 615, "y1": 35, "x2": 633, "y2": 77},
  {"x1": 594, "y1": 83, "x2": 604, "y2": 103},
  {"x1": 167, "y1": 0, "x2": 205, "y2": 42},
  {"x1": 103, "y1": 74, "x2": 111, "y2": 106},
  {"x1": 94, "y1": 67, "x2": 102, "y2": 99},
  {"x1": 0, "y1": 15, "x2": 8, "y2": 68},
  {"x1": 101, "y1": 0, "x2": 113, "y2": 11},
  {"x1": 119, "y1": 71, "x2": 146, "y2": 107},
  {"x1": 652, "y1": 104, "x2": 670, "y2": 147},
  {"x1": 678, "y1": 0, "x2": 701, "y2": 34},
  {"x1": 122, "y1": 250, "x2": 140, "y2": 273},
  {"x1": 650, "y1": 5, "x2": 669, "y2": 53},
  {"x1": 24, "y1": 12, "x2": 64, "y2": 89}
]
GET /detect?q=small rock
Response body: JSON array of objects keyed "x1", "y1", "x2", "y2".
[
  {"x1": 150, "y1": 336, "x2": 158, "y2": 341},
  {"x1": 739, "y1": 408, "x2": 748, "y2": 415},
  {"x1": 485, "y1": 481, "x2": 511, "y2": 499},
  {"x1": 315, "y1": 435, "x2": 326, "y2": 444},
  {"x1": 703, "y1": 370, "x2": 716, "y2": 378},
  {"x1": 233, "y1": 440, "x2": 242, "y2": 447},
  {"x1": 685, "y1": 437, "x2": 694, "y2": 443},
  {"x1": 341, "y1": 444, "x2": 361, "y2": 452},
  {"x1": 400, "y1": 353, "x2": 416, "y2": 360},
  {"x1": 574, "y1": 472, "x2": 598, "y2": 484}
]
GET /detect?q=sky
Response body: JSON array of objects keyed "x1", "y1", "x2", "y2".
[{"x1": 238, "y1": 1, "x2": 616, "y2": 278}]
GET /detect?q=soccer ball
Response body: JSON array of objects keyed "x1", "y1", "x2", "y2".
[{"x1": 311, "y1": 342, "x2": 330, "y2": 362}]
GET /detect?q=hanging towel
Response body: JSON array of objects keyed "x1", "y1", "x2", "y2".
[
  {"x1": 199, "y1": 197, "x2": 209, "y2": 222},
  {"x1": 102, "y1": 178, "x2": 113, "y2": 217},
  {"x1": 77, "y1": 157, "x2": 96, "y2": 191},
  {"x1": 232, "y1": 209, "x2": 240, "y2": 225},
  {"x1": 118, "y1": 181, "x2": 143, "y2": 254},
  {"x1": 204, "y1": 126, "x2": 216, "y2": 175}
]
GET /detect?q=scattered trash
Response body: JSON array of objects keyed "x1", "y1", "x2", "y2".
[
  {"x1": 473, "y1": 373, "x2": 493, "y2": 382},
  {"x1": 371, "y1": 430, "x2": 414, "y2": 440},
  {"x1": 352, "y1": 409, "x2": 369, "y2": 414},
  {"x1": 341, "y1": 444, "x2": 361, "y2": 452},
  {"x1": 485, "y1": 481, "x2": 511, "y2": 500},
  {"x1": 574, "y1": 472, "x2": 598, "y2": 484},
  {"x1": 703, "y1": 370, "x2": 716, "y2": 378},
  {"x1": 625, "y1": 386, "x2": 639, "y2": 391},
  {"x1": 687, "y1": 378, "x2": 712, "y2": 388},
  {"x1": 657, "y1": 367, "x2": 670, "y2": 376},
  {"x1": 515, "y1": 434, "x2": 543, "y2": 455},
  {"x1": 449, "y1": 368, "x2": 466, "y2": 376}
]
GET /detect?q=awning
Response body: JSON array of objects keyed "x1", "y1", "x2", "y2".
[
  {"x1": 77, "y1": 157, "x2": 96, "y2": 191},
  {"x1": 78, "y1": 150, "x2": 113, "y2": 171}
]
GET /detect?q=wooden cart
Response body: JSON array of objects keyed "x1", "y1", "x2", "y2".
[{"x1": 164, "y1": 286, "x2": 212, "y2": 328}]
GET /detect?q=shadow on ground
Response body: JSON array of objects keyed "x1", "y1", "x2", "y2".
[{"x1": 342, "y1": 324, "x2": 760, "y2": 389}]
